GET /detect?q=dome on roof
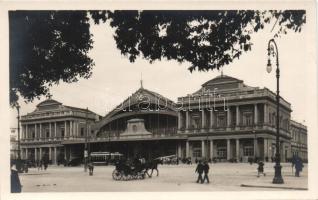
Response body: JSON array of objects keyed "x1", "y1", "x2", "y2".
[{"x1": 36, "y1": 99, "x2": 62, "y2": 108}]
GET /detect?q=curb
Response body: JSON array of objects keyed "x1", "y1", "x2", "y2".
[{"x1": 240, "y1": 184, "x2": 307, "y2": 190}]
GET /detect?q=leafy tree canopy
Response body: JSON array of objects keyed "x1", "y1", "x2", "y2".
[{"x1": 9, "y1": 10, "x2": 305, "y2": 107}]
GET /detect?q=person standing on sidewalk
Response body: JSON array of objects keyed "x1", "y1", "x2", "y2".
[
  {"x1": 195, "y1": 160, "x2": 204, "y2": 183},
  {"x1": 202, "y1": 161, "x2": 210, "y2": 183},
  {"x1": 294, "y1": 157, "x2": 304, "y2": 177}
]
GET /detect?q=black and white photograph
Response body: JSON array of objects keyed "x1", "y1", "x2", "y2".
[{"x1": 0, "y1": 1, "x2": 317, "y2": 200}]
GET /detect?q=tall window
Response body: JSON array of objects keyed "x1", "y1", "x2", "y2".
[
  {"x1": 46, "y1": 131, "x2": 50, "y2": 138},
  {"x1": 81, "y1": 128, "x2": 84, "y2": 136},
  {"x1": 217, "y1": 147, "x2": 226, "y2": 158},
  {"x1": 217, "y1": 113, "x2": 226, "y2": 127},
  {"x1": 242, "y1": 112, "x2": 253, "y2": 126},
  {"x1": 243, "y1": 146, "x2": 253, "y2": 156},
  {"x1": 61, "y1": 129, "x2": 65, "y2": 137}
]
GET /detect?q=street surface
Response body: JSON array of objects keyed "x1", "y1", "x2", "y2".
[{"x1": 19, "y1": 162, "x2": 307, "y2": 192}]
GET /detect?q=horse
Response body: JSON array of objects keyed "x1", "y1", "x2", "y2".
[{"x1": 144, "y1": 159, "x2": 163, "y2": 177}]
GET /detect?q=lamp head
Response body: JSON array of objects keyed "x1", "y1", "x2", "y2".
[{"x1": 266, "y1": 59, "x2": 272, "y2": 73}]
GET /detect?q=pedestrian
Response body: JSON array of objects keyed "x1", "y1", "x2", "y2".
[
  {"x1": 202, "y1": 161, "x2": 210, "y2": 183},
  {"x1": 294, "y1": 157, "x2": 304, "y2": 177},
  {"x1": 11, "y1": 161, "x2": 22, "y2": 193},
  {"x1": 195, "y1": 160, "x2": 204, "y2": 183},
  {"x1": 88, "y1": 161, "x2": 94, "y2": 176},
  {"x1": 257, "y1": 161, "x2": 266, "y2": 177}
]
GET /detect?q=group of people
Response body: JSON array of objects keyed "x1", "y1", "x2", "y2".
[{"x1": 195, "y1": 160, "x2": 210, "y2": 184}]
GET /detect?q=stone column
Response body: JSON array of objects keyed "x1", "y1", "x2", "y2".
[
  {"x1": 70, "y1": 121, "x2": 73, "y2": 138},
  {"x1": 64, "y1": 147, "x2": 67, "y2": 160},
  {"x1": 177, "y1": 142, "x2": 182, "y2": 158},
  {"x1": 254, "y1": 138, "x2": 258, "y2": 158},
  {"x1": 210, "y1": 110, "x2": 214, "y2": 129},
  {"x1": 210, "y1": 140, "x2": 214, "y2": 160},
  {"x1": 26, "y1": 124, "x2": 28, "y2": 139},
  {"x1": 227, "y1": 139, "x2": 231, "y2": 161},
  {"x1": 186, "y1": 141, "x2": 190, "y2": 158},
  {"x1": 35, "y1": 148, "x2": 38, "y2": 161},
  {"x1": 54, "y1": 147, "x2": 57, "y2": 165},
  {"x1": 178, "y1": 111, "x2": 182, "y2": 130},
  {"x1": 40, "y1": 123, "x2": 43, "y2": 140},
  {"x1": 236, "y1": 106, "x2": 240, "y2": 128},
  {"x1": 49, "y1": 123, "x2": 52, "y2": 140},
  {"x1": 201, "y1": 140, "x2": 205, "y2": 158},
  {"x1": 34, "y1": 124, "x2": 37, "y2": 140},
  {"x1": 254, "y1": 104, "x2": 258, "y2": 125},
  {"x1": 54, "y1": 122, "x2": 57, "y2": 139},
  {"x1": 39, "y1": 148, "x2": 42, "y2": 160},
  {"x1": 227, "y1": 107, "x2": 231, "y2": 127},
  {"x1": 25, "y1": 148, "x2": 28, "y2": 160},
  {"x1": 264, "y1": 103, "x2": 268, "y2": 124},
  {"x1": 264, "y1": 138, "x2": 268, "y2": 160},
  {"x1": 185, "y1": 111, "x2": 190, "y2": 131},
  {"x1": 236, "y1": 139, "x2": 240, "y2": 162},
  {"x1": 201, "y1": 109, "x2": 206, "y2": 130},
  {"x1": 49, "y1": 147, "x2": 52, "y2": 161},
  {"x1": 64, "y1": 121, "x2": 67, "y2": 138}
]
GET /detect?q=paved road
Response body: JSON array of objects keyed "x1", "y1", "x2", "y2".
[{"x1": 19, "y1": 162, "x2": 307, "y2": 192}]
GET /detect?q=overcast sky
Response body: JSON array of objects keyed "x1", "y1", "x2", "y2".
[{"x1": 10, "y1": 13, "x2": 308, "y2": 128}]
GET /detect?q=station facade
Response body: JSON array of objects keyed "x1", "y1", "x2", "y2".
[{"x1": 19, "y1": 75, "x2": 308, "y2": 163}]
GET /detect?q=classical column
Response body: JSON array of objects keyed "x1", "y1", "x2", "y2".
[
  {"x1": 178, "y1": 111, "x2": 182, "y2": 130},
  {"x1": 64, "y1": 147, "x2": 67, "y2": 160},
  {"x1": 236, "y1": 139, "x2": 240, "y2": 162},
  {"x1": 210, "y1": 110, "x2": 214, "y2": 129},
  {"x1": 185, "y1": 111, "x2": 190, "y2": 131},
  {"x1": 227, "y1": 139, "x2": 231, "y2": 160},
  {"x1": 49, "y1": 147, "x2": 52, "y2": 161},
  {"x1": 254, "y1": 104, "x2": 258, "y2": 125},
  {"x1": 210, "y1": 140, "x2": 214, "y2": 160},
  {"x1": 39, "y1": 148, "x2": 42, "y2": 160},
  {"x1": 54, "y1": 122, "x2": 57, "y2": 140},
  {"x1": 25, "y1": 148, "x2": 28, "y2": 160},
  {"x1": 76, "y1": 121, "x2": 79, "y2": 138},
  {"x1": 35, "y1": 148, "x2": 38, "y2": 161},
  {"x1": 34, "y1": 124, "x2": 37, "y2": 140},
  {"x1": 40, "y1": 123, "x2": 42, "y2": 140},
  {"x1": 201, "y1": 140, "x2": 205, "y2": 158},
  {"x1": 64, "y1": 121, "x2": 67, "y2": 138},
  {"x1": 236, "y1": 106, "x2": 240, "y2": 128},
  {"x1": 254, "y1": 138, "x2": 258, "y2": 158},
  {"x1": 70, "y1": 121, "x2": 73, "y2": 138},
  {"x1": 177, "y1": 142, "x2": 182, "y2": 158},
  {"x1": 264, "y1": 103, "x2": 268, "y2": 124},
  {"x1": 264, "y1": 138, "x2": 268, "y2": 160},
  {"x1": 201, "y1": 109, "x2": 206, "y2": 130},
  {"x1": 26, "y1": 124, "x2": 28, "y2": 139},
  {"x1": 186, "y1": 141, "x2": 190, "y2": 158},
  {"x1": 54, "y1": 147, "x2": 57, "y2": 165},
  {"x1": 49, "y1": 123, "x2": 52, "y2": 140}
]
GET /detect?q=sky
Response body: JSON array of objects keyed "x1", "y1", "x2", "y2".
[{"x1": 9, "y1": 13, "x2": 308, "y2": 129}]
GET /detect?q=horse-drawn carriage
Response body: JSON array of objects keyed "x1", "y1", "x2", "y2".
[
  {"x1": 112, "y1": 160, "x2": 147, "y2": 181},
  {"x1": 112, "y1": 158, "x2": 162, "y2": 181}
]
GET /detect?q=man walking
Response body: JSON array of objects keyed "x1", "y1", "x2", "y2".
[
  {"x1": 202, "y1": 161, "x2": 210, "y2": 183},
  {"x1": 195, "y1": 160, "x2": 204, "y2": 183}
]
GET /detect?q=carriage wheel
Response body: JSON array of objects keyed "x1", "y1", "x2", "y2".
[
  {"x1": 123, "y1": 174, "x2": 130, "y2": 181},
  {"x1": 112, "y1": 169, "x2": 122, "y2": 181}
]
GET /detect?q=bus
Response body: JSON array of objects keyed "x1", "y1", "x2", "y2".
[{"x1": 90, "y1": 152, "x2": 123, "y2": 165}]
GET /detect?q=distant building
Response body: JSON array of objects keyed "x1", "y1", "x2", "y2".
[
  {"x1": 176, "y1": 74, "x2": 293, "y2": 162},
  {"x1": 290, "y1": 120, "x2": 308, "y2": 161},
  {"x1": 18, "y1": 75, "x2": 308, "y2": 163},
  {"x1": 20, "y1": 99, "x2": 101, "y2": 164},
  {"x1": 10, "y1": 129, "x2": 18, "y2": 160}
]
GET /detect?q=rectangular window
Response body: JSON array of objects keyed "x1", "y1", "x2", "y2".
[
  {"x1": 217, "y1": 147, "x2": 226, "y2": 158},
  {"x1": 243, "y1": 146, "x2": 253, "y2": 156},
  {"x1": 81, "y1": 128, "x2": 84, "y2": 136},
  {"x1": 46, "y1": 131, "x2": 50, "y2": 138},
  {"x1": 61, "y1": 129, "x2": 65, "y2": 137}
]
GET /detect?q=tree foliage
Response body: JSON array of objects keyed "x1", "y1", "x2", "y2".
[
  {"x1": 9, "y1": 11, "x2": 94, "y2": 107},
  {"x1": 92, "y1": 10, "x2": 305, "y2": 72},
  {"x1": 9, "y1": 10, "x2": 305, "y2": 107}
]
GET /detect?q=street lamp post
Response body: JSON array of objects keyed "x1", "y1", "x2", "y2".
[{"x1": 267, "y1": 38, "x2": 284, "y2": 184}]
